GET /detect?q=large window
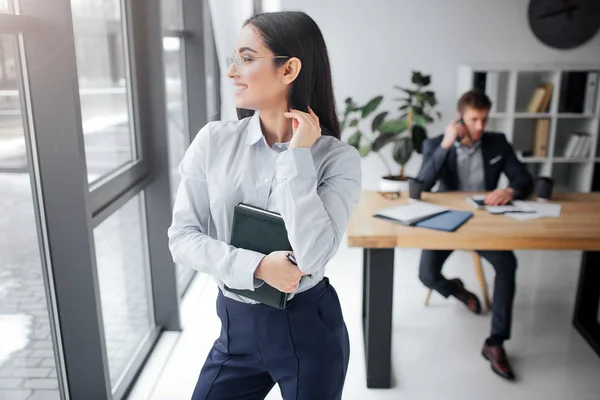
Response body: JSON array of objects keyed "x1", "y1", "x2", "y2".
[
  {"x1": 0, "y1": 33, "x2": 61, "y2": 400},
  {"x1": 94, "y1": 194, "x2": 154, "y2": 388},
  {"x1": 161, "y1": 0, "x2": 197, "y2": 296},
  {"x1": 162, "y1": 35, "x2": 194, "y2": 295},
  {"x1": 0, "y1": 0, "x2": 213, "y2": 396},
  {"x1": 163, "y1": 36, "x2": 186, "y2": 202},
  {"x1": 70, "y1": 0, "x2": 137, "y2": 185}
]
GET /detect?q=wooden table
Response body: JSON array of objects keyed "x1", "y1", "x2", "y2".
[{"x1": 348, "y1": 191, "x2": 600, "y2": 388}]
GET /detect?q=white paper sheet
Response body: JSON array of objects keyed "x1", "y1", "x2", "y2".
[{"x1": 505, "y1": 201, "x2": 562, "y2": 221}]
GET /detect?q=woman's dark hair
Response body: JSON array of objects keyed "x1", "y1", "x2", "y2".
[
  {"x1": 457, "y1": 89, "x2": 492, "y2": 112},
  {"x1": 237, "y1": 11, "x2": 340, "y2": 139}
]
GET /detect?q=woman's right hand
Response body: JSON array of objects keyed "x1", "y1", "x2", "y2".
[{"x1": 255, "y1": 251, "x2": 306, "y2": 293}]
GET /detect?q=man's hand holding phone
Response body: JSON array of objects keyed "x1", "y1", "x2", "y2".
[{"x1": 441, "y1": 116, "x2": 469, "y2": 150}]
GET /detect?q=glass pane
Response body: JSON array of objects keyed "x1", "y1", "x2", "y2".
[
  {"x1": 0, "y1": 0, "x2": 13, "y2": 13},
  {"x1": 163, "y1": 37, "x2": 186, "y2": 201},
  {"x1": 0, "y1": 33, "x2": 61, "y2": 400},
  {"x1": 70, "y1": 0, "x2": 136, "y2": 184},
  {"x1": 161, "y1": 0, "x2": 182, "y2": 30},
  {"x1": 162, "y1": 37, "x2": 194, "y2": 295},
  {"x1": 94, "y1": 193, "x2": 153, "y2": 388}
]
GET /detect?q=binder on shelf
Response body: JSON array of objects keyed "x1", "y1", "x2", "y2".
[
  {"x1": 538, "y1": 83, "x2": 553, "y2": 113},
  {"x1": 571, "y1": 132, "x2": 591, "y2": 158},
  {"x1": 563, "y1": 134, "x2": 581, "y2": 158},
  {"x1": 526, "y1": 83, "x2": 553, "y2": 113},
  {"x1": 559, "y1": 72, "x2": 587, "y2": 113},
  {"x1": 527, "y1": 86, "x2": 548, "y2": 113},
  {"x1": 584, "y1": 72, "x2": 598, "y2": 115},
  {"x1": 532, "y1": 119, "x2": 550, "y2": 157},
  {"x1": 575, "y1": 134, "x2": 591, "y2": 158}
]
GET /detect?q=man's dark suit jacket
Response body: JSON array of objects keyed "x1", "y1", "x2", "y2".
[{"x1": 417, "y1": 132, "x2": 534, "y2": 199}]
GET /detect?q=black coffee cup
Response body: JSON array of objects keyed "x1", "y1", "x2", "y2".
[
  {"x1": 536, "y1": 176, "x2": 554, "y2": 201},
  {"x1": 408, "y1": 177, "x2": 423, "y2": 201}
]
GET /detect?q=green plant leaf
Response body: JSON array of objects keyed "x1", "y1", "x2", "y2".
[
  {"x1": 423, "y1": 114, "x2": 435, "y2": 123},
  {"x1": 411, "y1": 125, "x2": 427, "y2": 154},
  {"x1": 414, "y1": 114, "x2": 426, "y2": 127},
  {"x1": 349, "y1": 119, "x2": 359, "y2": 127},
  {"x1": 347, "y1": 130, "x2": 361, "y2": 149},
  {"x1": 378, "y1": 118, "x2": 407, "y2": 135},
  {"x1": 421, "y1": 75, "x2": 431, "y2": 86},
  {"x1": 371, "y1": 111, "x2": 388, "y2": 132},
  {"x1": 339, "y1": 120, "x2": 346, "y2": 132},
  {"x1": 392, "y1": 137, "x2": 413, "y2": 165},
  {"x1": 361, "y1": 95, "x2": 383, "y2": 118},
  {"x1": 398, "y1": 104, "x2": 411, "y2": 111},
  {"x1": 411, "y1": 71, "x2": 424, "y2": 85},
  {"x1": 371, "y1": 133, "x2": 397, "y2": 152},
  {"x1": 343, "y1": 97, "x2": 359, "y2": 117},
  {"x1": 412, "y1": 106, "x2": 424, "y2": 116},
  {"x1": 394, "y1": 86, "x2": 416, "y2": 96},
  {"x1": 359, "y1": 143, "x2": 372, "y2": 157},
  {"x1": 424, "y1": 91, "x2": 437, "y2": 107},
  {"x1": 436, "y1": 111, "x2": 442, "y2": 119}
]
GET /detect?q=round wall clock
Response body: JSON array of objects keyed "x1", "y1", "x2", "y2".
[{"x1": 528, "y1": 0, "x2": 600, "y2": 49}]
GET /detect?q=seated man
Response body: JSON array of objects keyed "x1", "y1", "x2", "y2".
[{"x1": 417, "y1": 89, "x2": 533, "y2": 381}]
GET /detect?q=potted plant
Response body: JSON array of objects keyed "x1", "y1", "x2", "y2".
[{"x1": 340, "y1": 71, "x2": 441, "y2": 193}]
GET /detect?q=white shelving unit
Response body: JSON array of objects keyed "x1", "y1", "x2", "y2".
[{"x1": 458, "y1": 63, "x2": 600, "y2": 193}]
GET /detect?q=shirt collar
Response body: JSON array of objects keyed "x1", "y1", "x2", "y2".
[
  {"x1": 245, "y1": 111, "x2": 264, "y2": 146},
  {"x1": 244, "y1": 111, "x2": 291, "y2": 149},
  {"x1": 454, "y1": 138, "x2": 482, "y2": 152}
]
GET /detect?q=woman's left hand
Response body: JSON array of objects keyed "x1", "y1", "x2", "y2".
[{"x1": 284, "y1": 107, "x2": 322, "y2": 149}]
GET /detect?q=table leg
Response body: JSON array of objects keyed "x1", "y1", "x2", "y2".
[
  {"x1": 362, "y1": 248, "x2": 395, "y2": 388},
  {"x1": 573, "y1": 251, "x2": 600, "y2": 357}
]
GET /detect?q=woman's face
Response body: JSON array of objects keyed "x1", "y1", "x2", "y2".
[{"x1": 227, "y1": 24, "x2": 292, "y2": 111}]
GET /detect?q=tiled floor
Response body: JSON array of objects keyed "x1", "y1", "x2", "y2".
[{"x1": 129, "y1": 241, "x2": 600, "y2": 400}]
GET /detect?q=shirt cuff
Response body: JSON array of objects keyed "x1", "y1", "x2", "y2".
[
  {"x1": 229, "y1": 250, "x2": 265, "y2": 291},
  {"x1": 437, "y1": 144, "x2": 450, "y2": 153},
  {"x1": 275, "y1": 148, "x2": 316, "y2": 182}
]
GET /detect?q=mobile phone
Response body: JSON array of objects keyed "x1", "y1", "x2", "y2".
[
  {"x1": 285, "y1": 252, "x2": 297, "y2": 265},
  {"x1": 455, "y1": 116, "x2": 465, "y2": 144}
]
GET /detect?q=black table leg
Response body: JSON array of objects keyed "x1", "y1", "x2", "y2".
[
  {"x1": 573, "y1": 251, "x2": 600, "y2": 357},
  {"x1": 362, "y1": 248, "x2": 395, "y2": 388}
]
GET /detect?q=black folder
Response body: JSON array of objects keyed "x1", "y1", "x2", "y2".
[{"x1": 223, "y1": 203, "x2": 292, "y2": 309}]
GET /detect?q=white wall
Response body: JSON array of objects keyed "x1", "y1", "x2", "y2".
[{"x1": 280, "y1": 0, "x2": 600, "y2": 189}]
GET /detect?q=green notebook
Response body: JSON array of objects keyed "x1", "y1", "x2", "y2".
[{"x1": 223, "y1": 203, "x2": 293, "y2": 309}]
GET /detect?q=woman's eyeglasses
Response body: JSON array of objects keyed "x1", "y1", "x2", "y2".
[{"x1": 225, "y1": 53, "x2": 290, "y2": 76}]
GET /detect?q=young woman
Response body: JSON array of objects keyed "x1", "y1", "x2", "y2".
[{"x1": 168, "y1": 11, "x2": 362, "y2": 400}]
